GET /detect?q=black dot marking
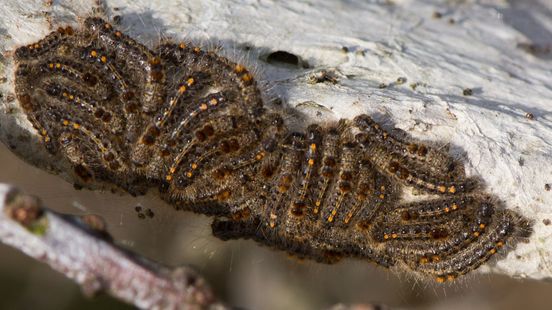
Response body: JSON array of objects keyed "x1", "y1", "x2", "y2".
[{"x1": 265, "y1": 50, "x2": 308, "y2": 68}]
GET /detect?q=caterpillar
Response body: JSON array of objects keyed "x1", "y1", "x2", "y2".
[{"x1": 12, "y1": 17, "x2": 531, "y2": 283}]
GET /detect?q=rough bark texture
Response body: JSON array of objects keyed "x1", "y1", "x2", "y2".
[{"x1": 0, "y1": 0, "x2": 551, "y2": 289}]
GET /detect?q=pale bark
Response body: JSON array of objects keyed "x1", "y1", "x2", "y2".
[{"x1": 0, "y1": 0, "x2": 551, "y2": 287}]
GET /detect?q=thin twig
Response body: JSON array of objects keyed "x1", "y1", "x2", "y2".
[{"x1": 0, "y1": 183, "x2": 225, "y2": 310}]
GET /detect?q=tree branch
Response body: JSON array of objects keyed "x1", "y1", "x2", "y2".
[
  {"x1": 1, "y1": 0, "x2": 551, "y2": 289},
  {"x1": 0, "y1": 183, "x2": 225, "y2": 310}
]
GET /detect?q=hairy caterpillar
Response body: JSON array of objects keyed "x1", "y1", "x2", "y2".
[{"x1": 12, "y1": 17, "x2": 531, "y2": 283}]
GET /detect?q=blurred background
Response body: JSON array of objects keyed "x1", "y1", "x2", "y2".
[{"x1": 1, "y1": 140, "x2": 552, "y2": 310}]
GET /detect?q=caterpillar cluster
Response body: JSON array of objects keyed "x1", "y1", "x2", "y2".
[{"x1": 13, "y1": 17, "x2": 531, "y2": 282}]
